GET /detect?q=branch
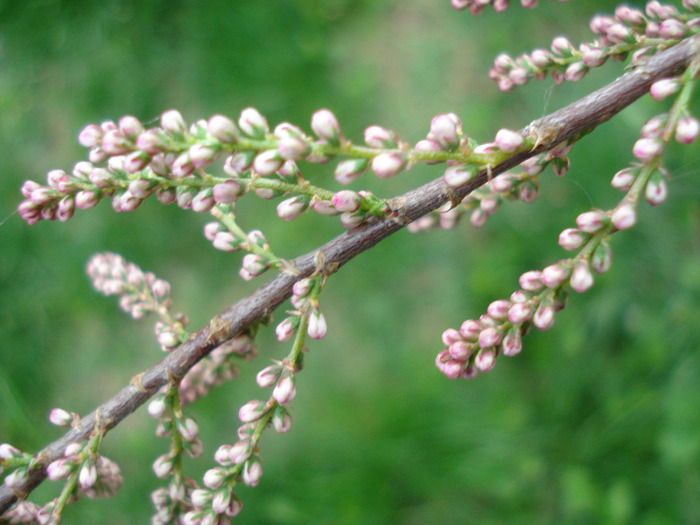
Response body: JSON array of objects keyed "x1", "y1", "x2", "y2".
[{"x1": 2, "y1": 33, "x2": 697, "y2": 515}]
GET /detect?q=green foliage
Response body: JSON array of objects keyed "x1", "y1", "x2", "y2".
[{"x1": 1, "y1": 1, "x2": 699, "y2": 523}]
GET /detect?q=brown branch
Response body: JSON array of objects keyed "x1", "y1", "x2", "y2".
[{"x1": 1, "y1": 34, "x2": 697, "y2": 515}]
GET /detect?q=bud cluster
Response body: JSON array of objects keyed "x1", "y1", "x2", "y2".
[
  {"x1": 410, "y1": 141, "x2": 571, "y2": 232},
  {"x1": 488, "y1": 2, "x2": 700, "y2": 92},
  {"x1": 451, "y1": 0, "x2": 568, "y2": 14},
  {"x1": 86, "y1": 252, "x2": 188, "y2": 351},
  {"x1": 438, "y1": 65, "x2": 699, "y2": 379},
  {"x1": 178, "y1": 333, "x2": 258, "y2": 405}
]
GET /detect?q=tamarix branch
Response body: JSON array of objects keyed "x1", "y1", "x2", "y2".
[{"x1": 3, "y1": 2, "x2": 700, "y2": 523}]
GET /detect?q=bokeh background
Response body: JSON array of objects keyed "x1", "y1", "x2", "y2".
[{"x1": 2, "y1": 1, "x2": 700, "y2": 523}]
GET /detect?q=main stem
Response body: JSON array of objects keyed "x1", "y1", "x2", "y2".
[{"x1": 2, "y1": 34, "x2": 697, "y2": 515}]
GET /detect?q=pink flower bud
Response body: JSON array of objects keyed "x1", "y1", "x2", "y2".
[
  {"x1": 519, "y1": 270, "x2": 544, "y2": 292},
  {"x1": 429, "y1": 114, "x2": 461, "y2": 148},
  {"x1": 371, "y1": 152, "x2": 405, "y2": 179},
  {"x1": 611, "y1": 167, "x2": 637, "y2": 191},
  {"x1": 311, "y1": 109, "x2": 341, "y2": 143},
  {"x1": 307, "y1": 310, "x2": 327, "y2": 340},
  {"x1": 675, "y1": 116, "x2": 699, "y2": 144},
  {"x1": 570, "y1": 260, "x2": 594, "y2": 293},
  {"x1": 334, "y1": 158, "x2": 368, "y2": 185},
  {"x1": 78, "y1": 464, "x2": 97, "y2": 489},
  {"x1": 478, "y1": 327, "x2": 503, "y2": 348},
  {"x1": 364, "y1": 125, "x2": 396, "y2": 148},
  {"x1": 207, "y1": 114, "x2": 238, "y2": 143},
  {"x1": 189, "y1": 144, "x2": 219, "y2": 169},
  {"x1": 228, "y1": 440, "x2": 252, "y2": 465},
  {"x1": 238, "y1": 107, "x2": 268, "y2": 138},
  {"x1": 508, "y1": 301, "x2": 534, "y2": 324},
  {"x1": 277, "y1": 136, "x2": 309, "y2": 160},
  {"x1": 238, "y1": 400, "x2": 265, "y2": 423},
  {"x1": 565, "y1": 62, "x2": 587, "y2": 82},
  {"x1": 272, "y1": 406, "x2": 293, "y2": 433},
  {"x1": 49, "y1": 408, "x2": 73, "y2": 427},
  {"x1": 533, "y1": 302, "x2": 555, "y2": 330},
  {"x1": 541, "y1": 263, "x2": 570, "y2": 288},
  {"x1": 256, "y1": 364, "x2": 282, "y2": 388},
  {"x1": 475, "y1": 348, "x2": 496, "y2": 372},
  {"x1": 331, "y1": 190, "x2": 361, "y2": 213},
  {"x1": 203, "y1": 467, "x2": 225, "y2": 489},
  {"x1": 576, "y1": 210, "x2": 609, "y2": 233},
  {"x1": 494, "y1": 129, "x2": 524, "y2": 152},
  {"x1": 213, "y1": 181, "x2": 242, "y2": 204},
  {"x1": 611, "y1": 202, "x2": 637, "y2": 230},
  {"x1": 160, "y1": 110, "x2": 186, "y2": 134},
  {"x1": 558, "y1": 228, "x2": 588, "y2": 251},
  {"x1": 275, "y1": 317, "x2": 298, "y2": 342},
  {"x1": 152, "y1": 455, "x2": 174, "y2": 479},
  {"x1": 0, "y1": 444, "x2": 21, "y2": 460},
  {"x1": 47, "y1": 459, "x2": 72, "y2": 481},
  {"x1": 243, "y1": 458, "x2": 264, "y2": 487},
  {"x1": 253, "y1": 150, "x2": 284, "y2": 176},
  {"x1": 273, "y1": 374, "x2": 296, "y2": 404},
  {"x1": 459, "y1": 319, "x2": 482, "y2": 341},
  {"x1": 147, "y1": 397, "x2": 167, "y2": 419},
  {"x1": 448, "y1": 341, "x2": 473, "y2": 360},
  {"x1": 443, "y1": 164, "x2": 476, "y2": 187},
  {"x1": 551, "y1": 36, "x2": 575, "y2": 56},
  {"x1": 592, "y1": 240, "x2": 612, "y2": 274},
  {"x1": 633, "y1": 137, "x2": 663, "y2": 161},
  {"x1": 644, "y1": 172, "x2": 668, "y2": 206},
  {"x1": 650, "y1": 78, "x2": 681, "y2": 101},
  {"x1": 276, "y1": 197, "x2": 308, "y2": 221},
  {"x1": 502, "y1": 328, "x2": 523, "y2": 356},
  {"x1": 487, "y1": 300, "x2": 510, "y2": 320}
]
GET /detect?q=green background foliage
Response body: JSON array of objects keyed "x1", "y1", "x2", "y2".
[{"x1": 1, "y1": 1, "x2": 700, "y2": 523}]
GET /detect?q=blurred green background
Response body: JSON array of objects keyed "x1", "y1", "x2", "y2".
[{"x1": 2, "y1": 1, "x2": 700, "y2": 523}]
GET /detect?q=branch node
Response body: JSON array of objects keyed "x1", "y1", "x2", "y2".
[
  {"x1": 130, "y1": 372, "x2": 148, "y2": 393},
  {"x1": 207, "y1": 315, "x2": 232, "y2": 345}
]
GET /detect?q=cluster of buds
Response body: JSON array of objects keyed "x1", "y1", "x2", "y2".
[
  {"x1": 409, "y1": 139, "x2": 571, "y2": 232},
  {"x1": 178, "y1": 333, "x2": 258, "y2": 405},
  {"x1": 488, "y1": 1, "x2": 700, "y2": 92},
  {"x1": 451, "y1": 0, "x2": 568, "y2": 15},
  {"x1": 86, "y1": 253, "x2": 188, "y2": 351},
  {"x1": 276, "y1": 277, "x2": 327, "y2": 343},
  {"x1": 46, "y1": 442, "x2": 122, "y2": 500},
  {"x1": 438, "y1": 67, "x2": 699, "y2": 379}
]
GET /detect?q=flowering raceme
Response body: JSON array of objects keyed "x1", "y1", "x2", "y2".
[{"x1": 4, "y1": 1, "x2": 700, "y2": 522}]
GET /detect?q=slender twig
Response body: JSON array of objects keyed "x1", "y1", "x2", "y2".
[{"x1": 2, "y1": 34, "x2": 697, "y2": 515}]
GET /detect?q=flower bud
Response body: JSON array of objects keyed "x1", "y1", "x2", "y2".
[
  {"x1": 272, "y1": 406, "x2": 293, "y2": 433},
  {"x1": 502, "y1": 327, "x2": 523, "y2": 356},
  {"x1": 475, "y1": 348, "x2": 496, "y2": 372},
  {"x1": 429, "y1": 114, "x2": 461, "y2": 149},
  {"x1": 238, "y1": 400, "x2": 265, "y2": 423},
  {"x1": 161, "y1": 110, "x2": 186, "y2": 134},
  {"x1": 558, "y1": 228, "x2": 588, "y2": 251},
  {"x1": 533, "y1": 301, "x2": 555, "y2": 330},
  {"x1": 478, "y1": 327, "x2": 503, "y2": 348},
  {"x1": 208, "y1": 114, "x2": 238, "y2": 143},
  {"x1": 49, "y1": 408, "x2": 73, "y2": 427},
  {"x1": 576, "y1": 209, "x2": 609, "y2": 233},
  {"x1": 494, "y1": 129, "x2": 524, "y2": 152},
  {"x1": 276, "y1": 197, "x2": 308, "y2": 221},
  {"x1": 256, "y1": 364, "x2": 282, "y2": 388},
  {"x1": 443, "y1": 164, "x2": 476, "y2": 187},
  {"x1": 278, "y1": 136, "x2": 310, "y2": 160},
  {"x1": 334, "y1": 158, "x2": 368, "y2": 185},
  {"x1": 203, "y1": 467, "x2": 225, "y2": 489},
  {"x1": 275, "y1": 316, "x2": 298, "y2": 342},
  {"x1": 364, "y1": 125, "x2": 397, "y2": 148},
  {"x1": 459, "y1": 319, "x2": 482, "y2": 341},
  {"x1": 487, "y1": 300, "x2": 510, "y2": 320},
  {"x1": 540, "y1": 263, "x2": 570, "y2": 288},
  {"x1": 148, "y1": 396, "x2": 167, "y2": 419},
  {"x1": 238, "y1": 107, "x2": 268, "y2": 138},
  {"x1": 633, "y1": 137, "x2": 663, "y2": 161},
  {"x1": 307, "y1": 310, "x2": 327, "y2": 340},
  {"x1": 78, "y1": 124, "x2": 103, "y2": 148},
  {"x1": 243, "y1": 457, "x2": 264, "y2": 487},
  {"x1": 570, "y1": 260, "x2": 594, "y2": 293},
  {"x1": 273, "y1": 374, "x2": 296, "y2": 404},
  {"x1": 331, "y1": 190, "x2": 361, "y2": 213},
  {"x1": 591, "y1": 240, "x2": 612, "y2": 274},
  {"x1": 508, "y1": 301, "x2": 534, "y2": 325},
  {"x1": 253, "y1": 150, "x2": 284, "y2": 176},
  {"x1": 675, "y1": 116, "x2": 699, "y2": 144},
  {"x1": 519, "y1": 270, "x2": 544, "y2": 292},
  {"x1": 650, "y1": 78, "x2": 680, "y2": 101},
  {"x1": 371, "y1": 152, "x2": 405, "y2": 179},
  {"x1": 47, "y1": 459, "x2": 72, "y2": 481},
  {"x1": 643, "y1": 170, "x2": 667, "y2": 207},
  {"x1": 611, "y1": 167, "x2": 637, "y2": 191},
  {"x1": 611, "y1": 202, "x2": 637, "y2": 230},
  {"x1": 311, "y1": 109, "x2": 341, "y2": 143}
]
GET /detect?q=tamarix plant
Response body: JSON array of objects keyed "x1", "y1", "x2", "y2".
[{"x1": 2, "y1": 1, "x2": 700, "y2": 522}]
